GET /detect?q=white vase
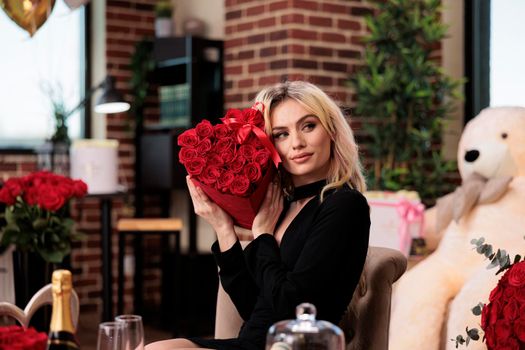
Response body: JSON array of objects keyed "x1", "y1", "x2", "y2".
[{"x1": 155, "y1": 17, "x2": 172, "y2": 37}]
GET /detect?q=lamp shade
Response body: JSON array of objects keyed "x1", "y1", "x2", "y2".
[{"x1": 94, "y1": 76, "x2": 130, "y2": 114}]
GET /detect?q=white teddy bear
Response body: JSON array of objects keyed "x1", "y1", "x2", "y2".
[{"x1": 389, "y1": 107, "x2": 525, "y2": 350}]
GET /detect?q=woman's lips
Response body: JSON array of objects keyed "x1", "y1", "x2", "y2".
[{"x1": 291, "y1": 153, "x2": 312, "y2": 163}]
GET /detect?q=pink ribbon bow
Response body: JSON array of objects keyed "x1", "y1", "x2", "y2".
[{"x1": 396, "y1": 199, "x2": 425, "y2": 254}]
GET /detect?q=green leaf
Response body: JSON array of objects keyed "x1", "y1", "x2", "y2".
[
  {"x1": 466, "y1": 327, "x2": 480, "y2": 341},
  {"x1": 471, "y1": 303, "x2": 483, "y2": 316}
]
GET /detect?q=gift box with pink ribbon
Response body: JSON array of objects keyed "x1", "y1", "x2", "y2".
[{"x1": 365, "y1": 191, "x2": 425, "y2": 256}]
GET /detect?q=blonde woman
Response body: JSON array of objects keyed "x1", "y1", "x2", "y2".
[{"x1": 146, "y1": 81, "x2": 370, "y2": 350}]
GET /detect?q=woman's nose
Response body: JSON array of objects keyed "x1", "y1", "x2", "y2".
[{"x1": 291, "y1": 132, "x2": 306, "y2": 149}]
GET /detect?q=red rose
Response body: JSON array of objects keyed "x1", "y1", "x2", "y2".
[
  {"x1": 242, "y1": 107, "x2": 264, "y2": 128},
  {"x1": 55, "y1": 179, "x2": 74, "y2": 199},
  {"x1": 217, "y1": 171, "x2": 235, "y2": 191},
  {"x1": 5, "y1": 178, "x2": 23, "y2": 198},
  {"x1": 200, "y1": 165, "x2": 222, "y2": 185},
  {"x1": 23, "y1": 187, "x2": 39, "y2": 206},
  {"x1": 496, "y1": 336, "x2": 519, "y2": 350},
  {"x1": 0, "y1": 186, "x2": 16, "y2": 205},
  {"x1": 208, "y1": 153, "x2": 225, "y2": 167},
  {"x1": 514, "y1": 319, "x2": 525, "y2": 342},
  {"x1": 244, "y1": 162, "x2": 262, "y2": 183},
  {"x1": 178, "y1": 129, "x2": 199, "y2": 147},
  {"x1": 179, "y1": 147, "x2": 198, "y2": 164},
  {"x1": 229, "y1": 155, "x2": 246, "y2": 174},
  {"x1": 516, "y1": 289, "x2": 525, "y2": 304},
  {"x1": 489, "y1": 300, "x2": 501, "y2": 325},
  {"x1": 72, "y1": 180, "x2": 88, "y2": 197},
  {"x1": 495, "y1": 321, "x2": 512, "y2": 341},
  {"x1": 504, "y1": 286, "x2": 516, "y2": 300},
  {"x1": 484, "y1": 325, "x2": 496, "y2": 348},
  {"x1": 503, "y1": 299, "x2": 519, "y2": 321},
  {"x1": 254, "y1": 149, "x2": 271, "y2": 168},
  {"x1": 490, "y1": 285, "x2": 502, "y2": 302},
  {"x1": 220, "y1": 148, "x2": 235, "y2": 164},
  {"x1": 230, "y1": 175, "x2": 250, "y2": 196},
  {"x1": 196, "y1": 120, "x2": 214, "y2": 139},
  {"x1": 239, "y1": 144, "x2": 256, "y2": 160},
  {"x1": 214, "y1": 124, "x2": 232, "y2": 138},
  {"x1": 37, "y1": 184, "x2": 65, "y2": 212},
  {"x1": 186, "y1": 158, "x2": 206, "y2": 176},
  {"x1": 223, "y1": 109, "x2": 243, "y2": 125},
  {"x1": 216, "y1": 137, "x2": 234, "y2": 153},
  {"x1": 196, "y1": 138, "x2": 212, "y2": 155},
  {"x1": 508, "y1": 262, "x2": 525, "y2": 288},
  {"x1": 482, "y1": 303, "x2": 490, "y2": 330}
]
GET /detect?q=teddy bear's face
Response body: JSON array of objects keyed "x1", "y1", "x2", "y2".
[{"x1": 457, "y1": 107, "x2": 525, "y2": 180}]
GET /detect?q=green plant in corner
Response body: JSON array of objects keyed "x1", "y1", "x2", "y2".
[
  {"x1": 349, "y1": 0, "x2": 463, "y2": 206},
  {"x1": 130, "y1": 38, "x2": 155, "y2": 129}
]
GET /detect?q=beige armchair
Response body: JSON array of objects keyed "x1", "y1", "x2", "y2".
[{"x1": 215, "y1": 246, "x2": 407, "y2": 350}]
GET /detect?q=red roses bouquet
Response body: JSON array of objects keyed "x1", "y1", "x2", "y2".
[
  {"x1": 178, "y1": 103, "x2": 280, "y2": 229},
  {"x1": 480, "y1": 261, "x2": 525, "y2": 349},
  {"x1": 0, "y1": 325, "x2": 47, "y2": 350},
  {"x1": 0, "y1": 171, "x2": 87, "y2": 263},
  {"x1": 454, "y1": 238, "x2": 525, "y2": 349}
]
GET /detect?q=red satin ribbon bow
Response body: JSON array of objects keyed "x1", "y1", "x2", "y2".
[{"x1": 221, "y1": 105, "x2": 281, "y2": 167}]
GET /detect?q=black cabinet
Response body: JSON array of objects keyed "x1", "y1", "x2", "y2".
[
  {"x1": 151, "y1": 36, "x2": 224, "y2": 129},
  {"x1": 138, "y1": 36, "x2": 224, "y2": 250}
]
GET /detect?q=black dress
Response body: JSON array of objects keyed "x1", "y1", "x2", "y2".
[{"x1": 189, "y1": 182, "x2": 370, "y2": 350}]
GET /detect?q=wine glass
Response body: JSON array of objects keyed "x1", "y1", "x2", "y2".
[
  {"x1": 115, "y1": 314, "x2": 145, "y2": 350},
  {"x1": 97, "y1": 321, "x2": 125, "y2": 350}
]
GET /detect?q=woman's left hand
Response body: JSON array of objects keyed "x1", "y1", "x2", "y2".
[{"x1": 252, "y1": 181, "x2": 284, "y2": 239}]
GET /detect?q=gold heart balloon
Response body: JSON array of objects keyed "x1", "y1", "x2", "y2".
[{"x1": 0, "y1": 0, "x2": 56, "y2": 37}]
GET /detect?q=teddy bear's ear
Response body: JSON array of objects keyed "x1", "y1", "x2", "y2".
[{"x1": 478, "y1": 176, "x2": 513, "y2": 204}]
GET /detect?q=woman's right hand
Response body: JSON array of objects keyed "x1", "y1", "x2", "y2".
[{"x1": 186, "y1": 176, "x2": 237, "y2": 250}]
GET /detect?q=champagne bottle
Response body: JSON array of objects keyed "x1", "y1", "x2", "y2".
[{"x1": 47, "y1": 269, "x2": 80, "y2": 350}]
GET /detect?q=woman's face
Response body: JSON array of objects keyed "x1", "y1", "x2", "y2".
[{"x1": 270, "y1": 99, "x2": 332, "y2": 186}]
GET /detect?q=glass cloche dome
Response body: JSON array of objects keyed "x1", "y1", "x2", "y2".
[{"x1": 266, "y1": 303, "x2": 345, "y2": 350}]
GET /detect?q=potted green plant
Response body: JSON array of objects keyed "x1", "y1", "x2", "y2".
[
  {"x1": 154, "y1": 0, "x2": 173, "y2": 37},
  {"x1": 349, "y1": 0, "x2": 463, "y2": 206}
]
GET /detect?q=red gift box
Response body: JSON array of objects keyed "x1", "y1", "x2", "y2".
[
  {"x1": 179, "y1": 104, "x2": 281, "y2": 229},
  {"x1": 192, "y1": 164, "x2": 276, "y2": 229}
]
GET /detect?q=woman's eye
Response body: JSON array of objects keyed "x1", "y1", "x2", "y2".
[
  {"x1": 501, "y1": 132, "x2": 508, "y2": 139},
  {"x1": 273, "y1": 132, "x2": 288, "y2": 139},
  {"x1": 303, "y1": 122, "x2": 316, "y2": 131}
]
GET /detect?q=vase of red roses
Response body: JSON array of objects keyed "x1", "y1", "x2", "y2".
[
  {"x1": 0, "y1": 325, "x2": 47, "y2": 350},
  {"x1": 453, "y1": 238, "x2": 525, "y2": 349},
  {"x1": 0, "y1": 171, "x2": 87, "y2": 328}
]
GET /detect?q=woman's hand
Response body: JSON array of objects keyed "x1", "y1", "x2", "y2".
[
  {"x1": 186, "y1": 176, "x2": 236, "y2": 250},
  {"x1": 252, "y1": 180, "x2": 284, "y2": 239}
]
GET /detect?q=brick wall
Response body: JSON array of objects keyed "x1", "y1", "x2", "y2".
[{"x1": 224, "y1": 0, "x2": 374, "y2": 109}]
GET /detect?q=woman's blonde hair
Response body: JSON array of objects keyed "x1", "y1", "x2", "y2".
[{"x1": 254, "y1": 81, "x2": 367, "y2": 199}]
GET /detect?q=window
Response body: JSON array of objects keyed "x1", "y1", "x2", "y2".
[
  {"x1": 0, "y1": 0, "x2": 86, "y2": 149},
  {"x1": 490, "y1": 0, "x2": 525, "y2": 107}
]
